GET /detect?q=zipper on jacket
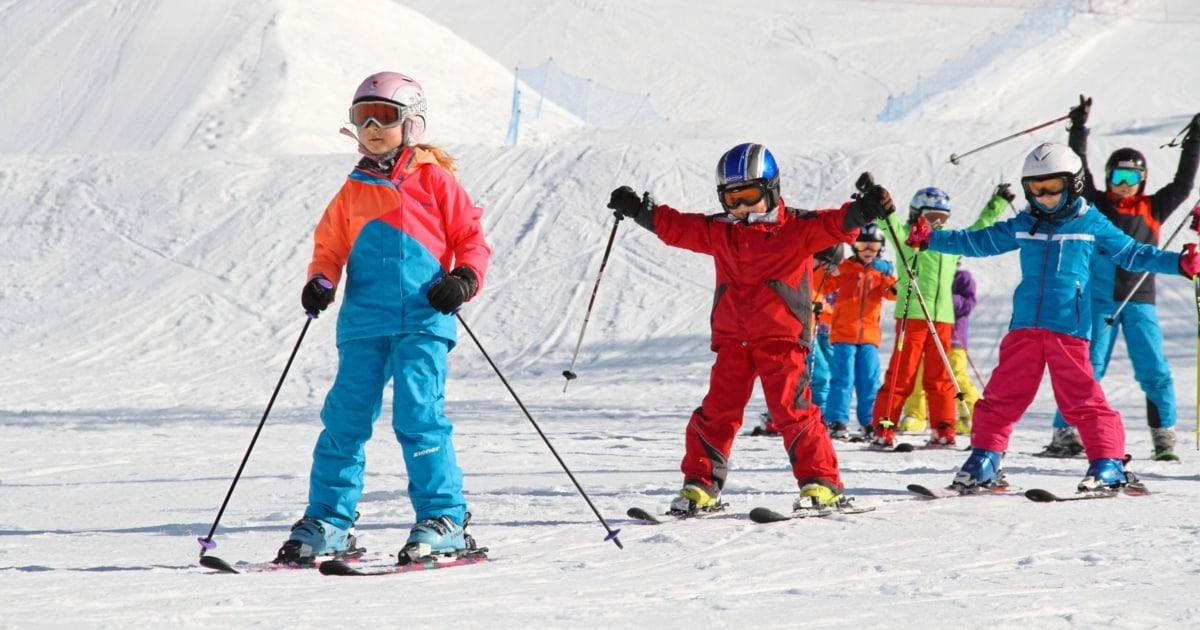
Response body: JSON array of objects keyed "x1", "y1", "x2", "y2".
[{"x1": 1080, "y1": 279, "x2": 1089, "y2": 324}]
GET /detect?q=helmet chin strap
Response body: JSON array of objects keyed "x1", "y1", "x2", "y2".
[{"x1": 339, "y1": 126, "x2": 402, "y2": 161}]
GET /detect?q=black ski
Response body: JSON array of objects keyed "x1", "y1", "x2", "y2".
[
  {"x1": 907, "y1": 483, "x2": 1016, "y2": 499},
  {"x1": 1024, "y1": 484, "x2": 1152, "y2": 503},
  {"x1": 1023, "y1": 451, "x2": 1086, "y2": 459},
  {"x1": 748, "y1": 502, "x2": 875, "y2": 524},
  {"x1": 748, "y1": 506, "x2": 831, "y2": 523},
  {"x1": 866, "y1": 442, "x2": 915, "y2": 453},
  {"x1": 626, "y1": 503, "x2": 729, "y2": 525},
  {"x1": 199, "y1": 547, "x2": 373, "y2": 574},
  {"x1": 320, "y1": 550, "x2": 490, "y2": 576}
]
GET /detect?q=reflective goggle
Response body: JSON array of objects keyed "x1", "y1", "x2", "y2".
[
  {"x1": 719, "y1": 182, "x2": 767, "y2": 209},
  {"x1": 1024, "y1": 177, "x2": 1066, "y2": 198},
  {"x1": 853, "y1": 242, "x2": 882, "y2": 253},
  {"x1": 349, "y1": 100, "x2": 405, "y2": 128},
  {"x1": 919, "y1": 209, "x2": 951, "y2": 227},
  {"x1": 1109, "y1": 167, "x2": 1143, "y2": 187}
]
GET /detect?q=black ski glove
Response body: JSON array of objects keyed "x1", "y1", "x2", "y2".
[
  {"x1": 608, "y1": 186, "x2": 651, "y2": 220},
  {"x1": 1186, "y1": 113, "x2": 1200, "y2": 143},
  {"x1": 427, "y1": 266, "x2": 478, "y2": 314},
  {"x1": 1069, "y1": 94, "x2": 1091, "y2": 129},
  {"x1": 845, "y1": 185, "x2": 895, "y2": 228},
  {"x1": 994, "y1": 183, "x2": 1016, "y2": 204},
  {"x1": 301, "y1": 275, "x2": 336, "y2": 316}
]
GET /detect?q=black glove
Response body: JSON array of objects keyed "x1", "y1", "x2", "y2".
[
  {"x1": 608, "y1": 186, "x2": 649, "y2": 220},
  {"x1": 994, "y1": 183, "x2": 1016, "y2": 203},
  {"x1": 844, "y1": 184, "x2": 894, "y2": 229},
  {"x1": 1069, "y1": 94, "x2": 1092, "y2": 129},
  {"x1": 427, "y1": 266, "x2": 478, "y2": 314},
  {"x1": 301, "y1": 275, "x2": 336, "y2": 316},
  {"x1": 858, "y1": 185, "x2": 895, "y2": 222},
  {"x1": 812, "y1": 301, "x2": 824, "y2": 316}
]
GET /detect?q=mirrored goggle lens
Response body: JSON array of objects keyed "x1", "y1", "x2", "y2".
[
  {"x1": 720, "y1": 184, "x2": 766, "y2": 209},
  {"x1": 1024, "y1": 177, "x2": 1066, "y2": 198},
  {"x1": 920, "y1": 209, "x2": 951, "y2": 225},
  {"x1": 1109, "y1": 168, "x2": 1143, "y2": 187},
  {"x1": 350, "y1": 101, "x2": 404, "y2": 128},
  {"x1": 853, "y1": 242, "x2": 882, "y2": 252}
]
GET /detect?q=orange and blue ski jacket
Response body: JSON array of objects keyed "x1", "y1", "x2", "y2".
[{"x1": 307, "y1": 146, "x2": 491, "y2": 346}]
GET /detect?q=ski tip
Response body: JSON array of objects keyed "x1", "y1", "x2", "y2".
[
  {"x1": 1024, "y1": 489, "x2": 1058, "y2": 502},
  {"x1": 748, "y1": 507, "x2": 791, "y2": 524},
  {"x1": 894, "y1": 443, "x2": 916, "y2": 453},
  {"x1": 198, "y1": 555, "x2": 239, "y2": 574},
  {"x1": 317, "y1": 560, "x2": 360, "y2": 576}
]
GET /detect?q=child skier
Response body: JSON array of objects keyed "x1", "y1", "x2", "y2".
[
  {"x1": 824, "y1": 224, "x2": 897, "y2": 440},
  {"x1": 281, "y1": 71, "x2": 491, "y2": 564},
  {"x1": 899, "y1": 258, "x2": 983, "y2": 436},
  {"x1": 1042, "y1": 98, "x2": 1200, "y2": 461},
  {"x1": 871, "y1": 186, "x2": 1007, "y2": 448},
  {"x1": 606, "y1": 142, "x2": 894, "y2": 512},
  {"x1": 905, "y1": 142, "x2": 1200, "y2": 492},
  {"x1": 755, "y1": 243, "x2": 841, "y2": 437}
]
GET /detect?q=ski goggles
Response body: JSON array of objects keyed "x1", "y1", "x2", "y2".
[
  {"x1": 919, "y1": 209, "x2": 951, "y2": 227},
  {"x1": 853, "y1": 242, "x2": 882, "y2": 252},
  {"x1": 349, "y1": 100, "x2": 406, "y2": 129},
  {"x1": 1109, "y1": 167, "x2": 1143, "y2": 187},
  {"x1": 1023, "y1": 177, "x2": 1066, "y2": 198},
  {"x1": 718, "y1": 182, "x2": 767, "y2": 210}
]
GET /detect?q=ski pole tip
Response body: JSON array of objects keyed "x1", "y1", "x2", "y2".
[
  {"x1": 604, "y1": 529, "x2": 624, "y2": 549},
  {"x1": 197, "y1": 536, "x2": 217, "y2": 551},
  {"x1": 562, "y1": 370, "x2": 577, "y2": 380},
  {"x1": 949, "y1": 154, "x2": 961, "y2": 165}
]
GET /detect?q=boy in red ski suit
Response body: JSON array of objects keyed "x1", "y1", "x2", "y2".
[{"x1": 607, "y1": 143, "x2": 894, "y2": 512}]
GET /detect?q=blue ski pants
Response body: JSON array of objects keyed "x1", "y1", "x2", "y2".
[
  {"x1": 810, "y1": 329, "x2": 833, "y2": 413},
  {"x1": 305, "y1": 333, "x2": 466, "y2": 530},
  {"x1": 825, "y1": 342, "x2": 882, "y2": 428},
  {"x1": 1053, "y1": 300, "x2": 1175, "y2": 430}
]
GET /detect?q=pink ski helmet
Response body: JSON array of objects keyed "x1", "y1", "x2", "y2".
[{"x1": 350, "y1": 71, "x2": 427, "y2": 146}]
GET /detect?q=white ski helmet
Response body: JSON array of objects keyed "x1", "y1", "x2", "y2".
[
  {"x1": 350, "y1": 71, "x2": 427, "y2": 146},
  {"x1": 1020, "y1": 142, "x2": 1084, "y2": 215}
]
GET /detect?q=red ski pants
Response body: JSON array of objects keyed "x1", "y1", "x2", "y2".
[
  {"x1": 972, "y1": 328, "x2": 1125, "y2": 459},
  {"x1": 681, "y1": 338, "x2": 842, "y2": 493},
  {"x1": 872, "y1": 319, "x2": 955, "y2": 428}
]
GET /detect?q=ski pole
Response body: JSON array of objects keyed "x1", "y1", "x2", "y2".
[
  {"x1": 1106, "y1": 199, "x2": 1200, "y2": 325},
  {"x1": 807, "y1": 264, "x2": 835, "y2": 375},
  {"x1": 1190, "y1": 243, "x2": 1200, "y2": 451},
  {"x1": 562, "y1": 213, "x2": 624, "y2": 392},
  {"x1": 949, "y1": 113, "x2": 1071, "y2": 165},
  {"x1": 859, "y1": 173, "x2": 967, "y2": 420},
  {"x1": 880, "y1": 249, "x2": 920, "y2": 420},
  {"x1": 457, "y1": 312, "x2": 623, "y2": 549},
  {"x1": 197, "y1": 316, "x2": 312, "y2": 555},
  {"x1": 1159, "y1": 115, "x2": 1198, "y2": 149}
]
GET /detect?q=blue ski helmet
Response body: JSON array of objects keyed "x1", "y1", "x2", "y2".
[
  {"x1": 715, "y1": 143, "x2": 781, "y2": 212},
  {"x1": 908, "y1": 187, "x2": 951, "y2": 225}
]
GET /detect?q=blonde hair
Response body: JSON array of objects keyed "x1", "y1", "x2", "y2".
[{"x1": 414, "y1": 144, "x2": 458, "y2": 178}]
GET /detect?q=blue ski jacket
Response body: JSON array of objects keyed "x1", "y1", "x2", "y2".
[{"x1": 926, "y1": 197, "x2": 1182, "y2": 341}]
